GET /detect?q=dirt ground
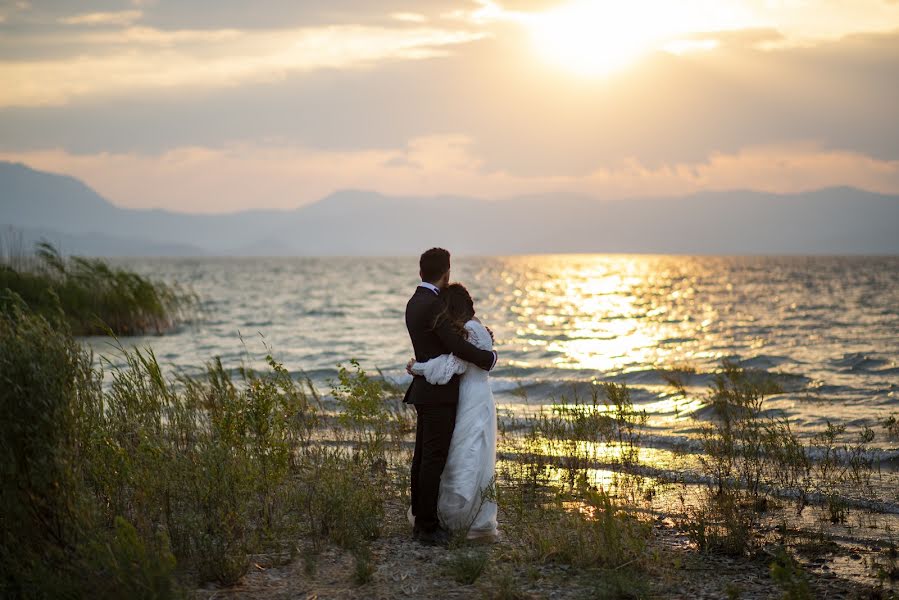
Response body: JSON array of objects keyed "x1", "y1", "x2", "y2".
[{"x1": 196, "y1": 499, "x2": 891, "y2": 600}]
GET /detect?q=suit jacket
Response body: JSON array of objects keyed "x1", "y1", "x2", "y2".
[{"x1": 403, "y1": 286, "x2": 497, "y2": 405}]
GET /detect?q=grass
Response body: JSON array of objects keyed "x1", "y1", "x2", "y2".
[
  {"x1": 442, "y1": 548, "x2": 490, "y2": 584},
  {"x1": 352, "y1": 545, "x2": 375, "y2": 585},
  {"x1": 882, "y1": 415, "x2": 899, "y2": 441},
  {"x1": 658, "y1": 360, "x2": 885, "y2": 558},
  {"x1": 0, "y1": 237, "x2": 194, "y2": 335},
  {"x1": 512, "y1": 485, "x2": 651, "y2": 569},
  {"x1": 480, "y1": 568, "x2": 531, "y2": 600},
  {"x1": 1, "y1": 291, "x2": 180, "y2": 597},
  {"x1": 770, "y1": 546, "x2": 813, "y2": 600},
  {"x1": 0, "y1": 292, "x2": 409, "y2": 597},
  {"x1": 1, "y1": 293, "x2": 892, "y2": 598}
]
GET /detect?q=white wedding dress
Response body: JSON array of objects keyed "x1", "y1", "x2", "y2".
[{"x1": 410, "y1": 319, "x2": 498, "y2": 539}]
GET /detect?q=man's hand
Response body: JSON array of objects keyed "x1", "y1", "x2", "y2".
[
  {"x1": 485, "y1": 325, "x2": 495, "y2": 344},
  {"x1": 406, "y1": 358, "x2": 416, "y2": 375}
]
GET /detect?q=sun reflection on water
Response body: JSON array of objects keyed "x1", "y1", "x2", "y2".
[{"x1": 494, "y1": 255, "x2": 720, "y2": 374}]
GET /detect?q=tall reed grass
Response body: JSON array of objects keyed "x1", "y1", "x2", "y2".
[
  {"x1": 0, "y1": 234, "x2": 193, "y2": 335},
  {"x1": 0, "y1": 293, "x2": 410, "y2": 597}
]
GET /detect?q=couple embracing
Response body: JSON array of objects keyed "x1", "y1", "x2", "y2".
[{"x1": 403, "y1": 248, "x2": 499, "y2": 547}]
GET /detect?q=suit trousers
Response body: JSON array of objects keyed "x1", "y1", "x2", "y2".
[{"x1": 410, "y1": 402, "x2": 458, "y2": 532}]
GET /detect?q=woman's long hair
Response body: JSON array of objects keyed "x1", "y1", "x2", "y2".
[{"x1": 434, "y1": 283, "x2": 475, "y2": 339}]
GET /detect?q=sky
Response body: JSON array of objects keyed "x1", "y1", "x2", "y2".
[{"x1": 1, "y1": 0, "x2": 898, "y2": 213}]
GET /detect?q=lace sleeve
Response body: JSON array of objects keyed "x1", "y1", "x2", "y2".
[
  {"x1": 465, "y1": 321, "x2": 494, "y2": 352},
  {"x1": 411, "y1": 354, "x2": 468, "y2": 385}
]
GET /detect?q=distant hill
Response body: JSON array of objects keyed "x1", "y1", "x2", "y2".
[{"x1": 2, "y1": 161, "x2": 898, "y2": 256}]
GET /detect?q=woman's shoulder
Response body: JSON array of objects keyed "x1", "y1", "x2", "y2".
[{"x1": 464, "y1": 319, "x2": 492, "y2": 347}]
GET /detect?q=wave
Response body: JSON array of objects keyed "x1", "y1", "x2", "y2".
[{"x1": 831, "y1": 352, "x2": 891, "y2": 372}]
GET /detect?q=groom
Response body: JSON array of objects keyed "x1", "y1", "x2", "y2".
[{"x1": 404, "y1": 248, "x2": 498, "y2": 546}]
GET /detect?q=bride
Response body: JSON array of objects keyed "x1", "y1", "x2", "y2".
[{"x1": 407, "y1": 283, "x2": 498, "y2": 539}]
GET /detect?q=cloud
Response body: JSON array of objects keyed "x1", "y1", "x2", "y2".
[
  {"x1": 483, "y1": 0, "x2": 899, "y2": 44},
  {"x1": 1, "y1": 27, "x2": 896, "y2": 171},
  {"x1": 0, "y1": 1, "x2": 478, "y2": 30},
  {"x1": 1, "y1": 0, "x2": 897, "y2": 210},
  {"x1": 0, "y1": 24, "x2": 487, "y2": 107},
  {"x1": 391, "y1": 12, "x2": 427, "y2": 23},
  {"x1": 135, "y1": 1, "x2": 478, "y2": 30},
  {"x1": 2, "y1": 138, "x2": 896, "y2": 213},
  {"x1": 59, "y1": 10, "x2": 143, "y2": 26}
]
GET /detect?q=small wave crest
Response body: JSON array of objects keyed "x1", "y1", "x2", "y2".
[{"x1": 831, "y1": 352, "x2": 892, "y2": 372}]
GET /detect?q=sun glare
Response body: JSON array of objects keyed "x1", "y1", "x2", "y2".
[{"x1": 524, "y1": 0, "x2": 747, "y2": 76}]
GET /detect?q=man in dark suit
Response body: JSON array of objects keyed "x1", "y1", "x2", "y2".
[{"x1": 404, "y1": 248, "x2": 497, "y2": 546}]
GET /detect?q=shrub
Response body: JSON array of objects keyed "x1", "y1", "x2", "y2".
[
  {"x1": 443, "y1": 548, "x2": 490, "y2": 585},
  {"x1": 882, "y1": 415, "x2": 899, "y2": 441},
  {"x1": 769, "y1": 547, "x2": 812, "y2": 600},
  {"x1": 527, "y1": 382, "x2": 647, "y2": 490},
  {"x1": 671, "y1": 360, "x2": 882, "y2": 557},
  {"x1": 0, "y1": 292, "x2": 180, "y2": 598},
  {"x1": 480, "y1": 568, "x2": 531, "y2": 600},
  {"x1": 352, "y1": 545, "x2": 375, "y2": 585},
  {"x1": 1, "y1": 295, "x2": 400, "y2": 593},
  {"x1": 684, "y1": 491, "x2": 755, "y2": 556},
  {"x1": 294, "y1": 446, "x2": 386, "y2": 551},
  {"x1": 517, "y1": 487, "x2": 650, "y2": 570},
  {"x1": 331, "y1": 359, "x2": 414, "y2": 454},
  {"x1": 0, "y1": 240, "x2": 194, "y2": 335},
  {"x1": 83, "y1": 517, "x2": 180, "y2": 599}
]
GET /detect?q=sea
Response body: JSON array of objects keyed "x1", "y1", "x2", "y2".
[{"x1": 88, "y1": 255, "x2": 899, "y2": 482}]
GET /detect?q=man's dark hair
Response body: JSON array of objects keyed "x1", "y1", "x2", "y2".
[{"x1": 419, "y1": 247, "x2": 450, "y2": 283}]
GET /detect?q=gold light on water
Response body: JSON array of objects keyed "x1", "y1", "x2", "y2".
[{"x1": 504, "y1": 255, "x2": 708, "y2": 374}]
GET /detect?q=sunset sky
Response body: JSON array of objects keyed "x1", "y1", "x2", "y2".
[{"x1": 1, "y1": 0, "x2": 898, "y2": 213}]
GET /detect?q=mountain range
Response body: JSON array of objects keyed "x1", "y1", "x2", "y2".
[{"x1": 1, "y1": 161, "x2": 898, "y2": 256}]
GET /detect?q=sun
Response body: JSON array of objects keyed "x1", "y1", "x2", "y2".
[
  {"x1": 523, "y1": 0, "x2": 738, "y2": 77},
  {"x1": 527, "y1": 2, "x2": 658, "y2": 76}
]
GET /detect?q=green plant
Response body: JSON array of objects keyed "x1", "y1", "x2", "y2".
[
  {"x1": 724, "y1": 582, "x2": 742, "y2": 599},
  {"x1": 525, "y1": 382, "x2": 647, "y2": 493},
  {"x1": 1, "y1": 295, "x2": 380, "y2": 591},
  {"x1": 295, "y1": 445, "x2": 386, "y2": 551},
  {"x1": 586, "y1": 568, "x2": 649, "y2": 599},
  {"x1": 872, "y1": 543, "x2": 899, "y2": 583},
  {"x1": 352, "y1": 545, "x2": 376, "y2": 585},
  {"x1": 301, "y1": 543, "x2": 319, "y2": 578},
  {"x1": 670, "y1": 360, "x2": 881, "y2": 556},
  {"x1": 518, "y1": 487, "x2": 650, "y2": 569},
  {"x1": 684, "y1": 491, "x2": 755, "y2": 556},
  {"x1": 443, "y1": 548, "x2": 490, "y2": 585},
  {"x1": 0, "y1": 239, "x2": 194, "y2": 335},
  {"x1": 769, "y1": 547, "x2": 812, "y2": 600},
  {"x1": 331, "y1": 359, "x2": 414, "y2": 453},
  {"x1": 84, "y1": 517, "x2": 180, "y2": 599},
  {"x1": 882, "y1": 415, "x2": 899, "y2": 441},
  {"x1": 698, "y1": 360, "x2": 783, "y2": 498},
  {"x1": 481, "y1": 568, "x2": 530, "y2": 600},
  {"x1": 0, "y1": 292, "x2": 182, "y2": 598}
]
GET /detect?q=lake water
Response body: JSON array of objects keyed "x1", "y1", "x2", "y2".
[
  {"x1": 90, "y1": 254, "x2": 899, "y2": 465},
  {"x1": 80, "y1": 253, "x2": 899, "y2": 585}
]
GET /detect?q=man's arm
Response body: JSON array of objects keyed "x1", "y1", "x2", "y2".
[{"x1": 432, "y1": 311, "x2": 497, "y2": 371}]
